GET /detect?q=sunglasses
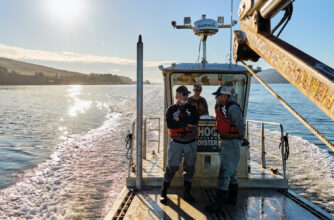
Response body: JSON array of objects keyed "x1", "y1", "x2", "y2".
[
  {"x1": 194, "y1": 89, "x2": 202, "y2": 92},
  {"x1": 181, "y1": 92, "x2": 189, "y2": 96}
]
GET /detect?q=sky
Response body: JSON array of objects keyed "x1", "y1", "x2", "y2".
[{"x1": 0, "y1": 0, "x2": 333, "y2": 83}]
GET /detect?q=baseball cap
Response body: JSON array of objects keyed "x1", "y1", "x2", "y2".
[
  {"x1": 176, "y1": 85, "x2": 191, "y2": 94},
  {"x1": 193, "y1": 83, "x2": 202, "y2": 90},
  {"x1": 212, "y1": 86, "x2": 232, "y2": 96}
]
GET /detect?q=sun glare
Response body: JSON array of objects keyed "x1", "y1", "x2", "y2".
[{"x1": 46, "y1": 0, "x2": 86, "y2": 24}]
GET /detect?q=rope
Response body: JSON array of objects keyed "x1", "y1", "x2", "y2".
[
  {"x1": 241, "y1": 61, "x2": 334, "y2": 152},
  {"x1": 125, "y1": 133, "x2": 133, "y2": 160},
  {"x1": 279, "y1": 134, "x2": 290, "y2": 160}
]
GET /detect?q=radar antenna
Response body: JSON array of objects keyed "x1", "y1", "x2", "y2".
[{"x1": 171, "y1": 14, "x2": 237, "y2": 64}]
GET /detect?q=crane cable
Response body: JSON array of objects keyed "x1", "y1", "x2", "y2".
[
  {"x1": 241, "y1": 61, "x2": 334, "y2": 152},
  {"x1": 272, "y1": 1, "x2": 294, "y2": 37}
]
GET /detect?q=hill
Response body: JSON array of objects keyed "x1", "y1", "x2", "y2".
[
  {"x1": 0, "y1": 57, "x2": 134, "y2": 85},
  {"x1": 0, "y1": 57, "x2": 82, "y2": 77},
  {"x1": 251, "y1": 69, "x2": 289, "y2": 84}
]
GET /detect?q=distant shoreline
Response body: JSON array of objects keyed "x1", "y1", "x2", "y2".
[{"x1": 0, "y1": 83, "x2": 151, "y2": 86}]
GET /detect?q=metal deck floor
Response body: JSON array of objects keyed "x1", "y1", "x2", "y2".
[
  {"x1": 127, "y1": 153, "x2": 287, "y2": 188},
  {"x1": 107, "y1": 187, "x2": 324, "y2": 220}
]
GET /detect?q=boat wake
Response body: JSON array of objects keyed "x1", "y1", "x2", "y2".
[
  {"x1": 248, "y1": 125, "x2": 334, "y2": 214},
  {"x1": 0, "y1": 85, "x2": 333, "y2": 218}
]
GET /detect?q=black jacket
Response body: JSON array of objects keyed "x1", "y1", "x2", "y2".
[{"x1": 166, "y1": 103, "x2": 199, "y2": 129}]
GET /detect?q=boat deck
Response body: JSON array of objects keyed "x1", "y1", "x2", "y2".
[
  {"x1": 106, "y1": 187, "x2": 332, "y2": 219},
  {"x1": 127, "y1": 153, "x2": 287, "y2": 189},
  {"x1": 107, "y1": 153, "x2": 333, "y2": 219}
]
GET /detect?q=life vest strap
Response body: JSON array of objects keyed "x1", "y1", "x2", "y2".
[
  {"x1": 173, "y1": 139, "x2": 197, "y2": 144},
  {"x1": 220, "y1": 135, "x2": 240, "y2": 140}
]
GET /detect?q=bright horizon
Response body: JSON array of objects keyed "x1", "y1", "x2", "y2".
[{"x1": 0, "y1": 0, "x2": 333, "y2": 83}]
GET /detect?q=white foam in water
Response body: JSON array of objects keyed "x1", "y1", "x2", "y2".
[
  {"x1": 0, "y1": 111, "x2": 132, "y2": 219},
  {"x1": 248, "y1": 125, "x2": 334, "y2": 214},
  {"x1": 0, "y1": 85, "x2": 333, "y2": 218},
  {"x1": 0, "y1": 85, "x2": 164, "y2": 219}
]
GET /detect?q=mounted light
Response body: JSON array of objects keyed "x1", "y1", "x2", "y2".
[
  {"x1": 232, "y1": 20, "x2": 238, "y2": 26},
  {"x1": 171, "y1": 21, "x2": 176, "y2": 28},
  {"x1": 217, "y1": 16, "x2": 224, "y2": 25},
  {"x1": 184, "y1": 17, "x2": 191, "y2": 25}
]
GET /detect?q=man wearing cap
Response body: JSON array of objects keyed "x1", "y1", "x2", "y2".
[
  {"x1": 206, "y1": 85, "x2": 246, "y2": 212},
  {"x1": 160, "y1": 85, "x2": 199, "y2": 205},
  {"x1": 188, "y1": 83, "x2": 209, "y2": 116}
]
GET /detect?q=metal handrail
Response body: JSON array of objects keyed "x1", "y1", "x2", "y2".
[
  {"x1": 246, "y1": 120, "x2": 288, "y2": 178},
  {"x1": 143, "y1": 117, "x2": 161, "y2": 159},
  {"x1": 249, "y1": 147, "x2": 282, "y2": 161}
]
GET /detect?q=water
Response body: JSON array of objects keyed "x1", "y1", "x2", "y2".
[{"x1": 0, "y1": 84, "x2": 333, "y2": 218}]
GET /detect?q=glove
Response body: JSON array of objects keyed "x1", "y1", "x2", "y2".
[
  {"x1": 222, "y1": 106, "x2": 227, "y2": 116},
  {"x1": 241, "y1": 139, "x2": 250, "y2": 146},
  {"x1": 173, "y1": 110, "x2": 181, "y2": 118}
]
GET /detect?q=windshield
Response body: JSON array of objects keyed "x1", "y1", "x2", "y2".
[{"x1": 170, "y1": 72, "x2": 248, "y2": 116}]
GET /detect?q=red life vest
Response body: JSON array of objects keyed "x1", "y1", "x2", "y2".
[
  {"x1": 169, "y1": 112, "x2": 198, "y2": 137},
  {"x1": 215, "y1": 102, "x2": 241, "y2": 138}
]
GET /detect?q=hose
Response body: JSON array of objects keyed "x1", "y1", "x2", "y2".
[{"x1": 271, "y1": 1, "x2": 294, "y2": 37}]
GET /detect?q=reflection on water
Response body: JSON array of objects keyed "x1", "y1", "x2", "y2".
[
  {"x1": 0, "y1": 85, "x2": 112, "y2": 189},
  {"x1": 68, "y1": 85, "x2": 92, "y2": 117}
]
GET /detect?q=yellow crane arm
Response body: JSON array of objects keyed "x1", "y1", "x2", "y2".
[{"x1": 233, "y1": 0, "x2": 334, "y2": 121}]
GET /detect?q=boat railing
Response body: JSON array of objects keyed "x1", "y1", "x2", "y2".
[
  {"x1": 143, "y1": 117, "x2": 161, "y2": 159},
  {"x1": 246, "y1": 120, "x2": 289, "y2": 179},
  {"x1": 126, "y1": 122, "x2": 136, "y2": 178}
]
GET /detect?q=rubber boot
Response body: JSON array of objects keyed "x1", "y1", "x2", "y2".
[
  {"x1": 205, "y1": 189, "x2": 227, "y2": 212},
  {"x1": 226, "y1": 184, "x2": 238, "y2": 204},
  {"x1": 184, "y1": 181, "x2": 195, "y2": 203},
  {"x1": 160, "y1": 181, "x2": 170, "y2": 205}
]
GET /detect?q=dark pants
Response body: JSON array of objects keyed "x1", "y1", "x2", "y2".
[
  {"x1": 163, "y1": 141, "x2": 197, "y2": 183},
  {"x1": 217, "y1": 139, "x2": 241, "y2": 191}
]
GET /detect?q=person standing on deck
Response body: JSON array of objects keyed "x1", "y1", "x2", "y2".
[
  {"x1": 206, "y1": 85, "x2": 246, "y2": 212},
  {"x1": 160, "y1": 85, "x2": 199, "y2": 205},
  {"x1": 188, "y1": 83, "x2": 209, "y2": 116}
]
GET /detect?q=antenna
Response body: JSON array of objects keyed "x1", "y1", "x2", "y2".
[
  {"x1": 171, "y1": 14, "x2": 237, "y2": 64},
  {"x1": 229, "y1": 0, "x2": 233, "y2": 66}
]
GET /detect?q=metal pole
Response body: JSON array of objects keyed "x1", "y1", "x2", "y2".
[
  {"x1": 229, "y1": 0, "x2": 233, "y2": 66},
  {"x1": 136, "y1": 35, "x2": 143, "y2": 190},
  {"x1": 261, "y1": 122, "x2": 266, "y2": 169},
  {"x1": 246, "y1": 120, "x2": 250, "y2": 161},
  {"x1": 202, "y1": 35, "x2": 207, "y2": 63},
  {"x1": 163, "y1": 76, "x2": 168, "y2": 170},
  {"x1": 158, "y1": 118, "x2": 161, "y2": 154},
  {"x1": 143, "y1": 118, "x2": 147, "y2": 160},
  {"x1": 246, "y1": 120, "x2": 249, "y2": 140}
]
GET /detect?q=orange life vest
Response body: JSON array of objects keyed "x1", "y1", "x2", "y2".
[
  {"x1": 169, "y1": 112, "x2": 198, "y2": 137},
  {"x1": 215, "y1": 102, "x2": 241, "y2": 138}
]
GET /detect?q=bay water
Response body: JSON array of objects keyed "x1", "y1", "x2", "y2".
[{"x1": 0, "y1": 84, "x2": 333, "y2": 218}]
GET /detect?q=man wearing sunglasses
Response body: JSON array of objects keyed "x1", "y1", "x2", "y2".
[
  {"x1": 188, "y1": 83, "x2": 209, "y2": 116},
  {"x1": 206, "y1": 85, "x2": 246, "y2": 212},
  {"x1": 160, "y1": 85, "x2": 199, "y2": 205}
]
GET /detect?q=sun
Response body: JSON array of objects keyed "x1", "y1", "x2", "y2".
[{"x1": 46, "y1": 0, "x2": 86, "y2": 24}]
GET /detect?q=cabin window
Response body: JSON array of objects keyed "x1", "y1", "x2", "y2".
[{"x1": 170, "y1": 72, "x2": 248, "y2": 117}]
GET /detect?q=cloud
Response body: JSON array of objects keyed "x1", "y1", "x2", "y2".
[{"x1": 0, "y1": 44, "x2": 174, "y2": 67}]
